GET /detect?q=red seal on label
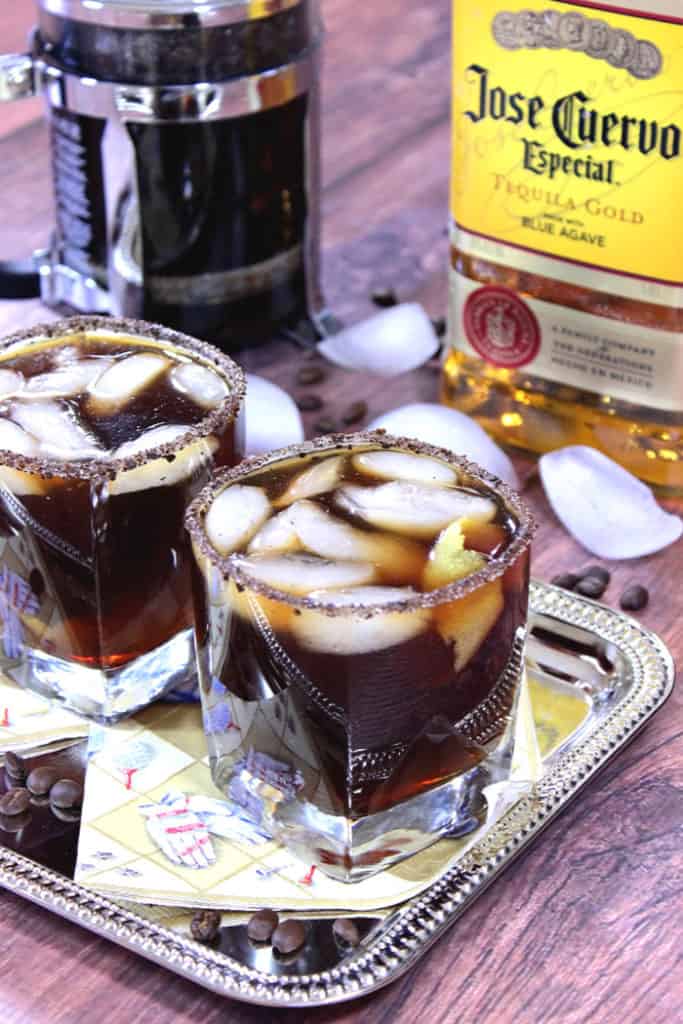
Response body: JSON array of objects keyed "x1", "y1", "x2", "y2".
[{"x1": 463, "y1": 286, "x2": 541, "y2": 369}]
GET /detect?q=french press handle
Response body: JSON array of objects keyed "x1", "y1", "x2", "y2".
[{"x1": 0, "y1": 53, "x2": 41, "y2": 300}]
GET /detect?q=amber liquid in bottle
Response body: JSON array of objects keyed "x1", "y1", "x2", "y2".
[{"x1": 442, "y1": 250, "x2": 683, "y2": 493}]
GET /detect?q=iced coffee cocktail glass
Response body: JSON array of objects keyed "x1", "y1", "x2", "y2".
[
  {"x1": 187, "y1": 432, "x2": 534, "y2": 881},
  {"x1": 0, "y1": 316, "x2": 245, "y2": 722}
]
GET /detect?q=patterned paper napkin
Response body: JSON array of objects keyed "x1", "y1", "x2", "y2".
[
  {"x1": 74, "y1": 671, "x2": 589, "y2": 914},
  {"x1": 0, "y1": 671, "x2": 89, "y2": 758}
]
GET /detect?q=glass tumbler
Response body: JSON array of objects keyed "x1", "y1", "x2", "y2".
[
  {"x1": 0, "y1": 316, "x2": 245, "y2": 722},
  {"x1": 188, "y1": 433, "x2": 534, "y2": 880}
]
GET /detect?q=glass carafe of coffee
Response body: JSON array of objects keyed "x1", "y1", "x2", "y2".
[{"x1": 0, "y1": 0, "x2": 326, "y2": 353}]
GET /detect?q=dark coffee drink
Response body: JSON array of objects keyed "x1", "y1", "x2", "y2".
[{"x1": 0, "y1": 316, "x2": 245, "y2": 721}]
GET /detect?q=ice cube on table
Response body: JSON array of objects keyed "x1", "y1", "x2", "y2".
[
  {"x1": 10, "y1": 401, "x2": 104, "y2": 461},
  {"x1": 539, "y1": 445, "x2": 683, "y2": 559},
  {"x1": 317, "y1": 303, "x2": 439, "y2": 377},
  {"x1": 353, "y1": 450, "x2": 456, "y2": 486},
  {"x1": 233, "y1": 553, "x2": 376, "y2": 595},
  {"x1": 274, "y1": 499, "x2": 426, "y2": 584},
  {"x1": 170, "y1": 361, "x2": 229, "y2": 409},
  {"x1": 291, "y1": 585, "x2": 430, "y2": 655},
  {"x1": 273, "y1": 455, "x2": 346, "y2": 508},
  {"x1": 0, "y1": 369, "x2": 25, "y2": 399},
  {"x1": 86, "y1": 353, "x2": 170, "y2": 412},
  {"x1": 244, "y1": 374, "x2": 304, "y2": 456},
  {"x1": 368, "y1": 404, "x2": 519, "y2": 489},
  {"x1": 23, "y1": 358, "x2": 113, "y2": 400},
  {"x1": 336, "y1": 481, "x2": 496, "y2": 539},
  {"x1": 206, "y1": 485, "x2": 271, "y2": 556},
  {"x1": 110, "y1": 425, "x2": 216, "y2": 495}
]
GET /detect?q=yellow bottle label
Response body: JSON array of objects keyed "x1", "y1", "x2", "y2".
[{"x1": 451, "y1": 0, "x2": 683, "y2": 289}]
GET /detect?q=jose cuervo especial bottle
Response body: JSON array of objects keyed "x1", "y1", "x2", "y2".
[{"x1": 442, "y1": 1, "x2": 682, "y2": 491}]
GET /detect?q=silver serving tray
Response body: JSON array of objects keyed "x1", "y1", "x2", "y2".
[{"x1": 0, "y1": 582, "x2": 674, "y2": 1008}]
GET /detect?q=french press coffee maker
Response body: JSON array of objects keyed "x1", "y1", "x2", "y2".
[{"x1": 0, "y1": 0, "x2": 327, "y2": 352}]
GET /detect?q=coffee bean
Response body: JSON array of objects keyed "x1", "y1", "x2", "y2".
[
  {"x1": 296, "y1": 394, "x2": 323, "y2": 413},
  {"x1": 190, "y1": 910, "x2": 222, "y2": 943},
  {"x1": 0, "y1": 810, "x2": 31, "y2": 833},
  {"x1": 26, "y1": 766, "x2": 59, "y2": 797},
  {"x1": 5, "y1": 751, "x2": 27, "y2": 784},
  {"x1": 581, "y1": 565, "x2": 611, "y2": 587},
  {"x1": 247, "y1": 909, "x2": 279, "y2": 943},
  {"x1": 51, "y1": 805, "x2": 82, "y2": 825},
  {"x1": 551, "y1": 573, "x2": 580, "y2": 591},
  {"x1": 272, "y1": 919, "x2": 306, "y2": 955},
  {"x1": 314, "y1": 417, "x2": 337, "y2": 436},
  {"x1": 0, "y1": 787, "x2": 30, "y2": 816},
  {"x1": 296, "y1": 365, "x2": 325, "y2": 386},
  {"x1": 575, "y1": 575, "x2": 607, "y2": 599},
  {"x1": 341, "y1": 400, "x2": 368, "y2": 426},
  {"x1": 332, "y1": 917, "x2": 360, "y2": 947},
  {"x1": 431, "y1": 316, "x2": 447, "y2": 338},
  {"x1": 371, "y1": 287, "x2": 398, "y2": 308},
  {"x1": 49, "y1": 779, "x2": 83, "y2": 810},
  {"x1": 620, "y1": 584, "x2": 649, "y2": 612}
]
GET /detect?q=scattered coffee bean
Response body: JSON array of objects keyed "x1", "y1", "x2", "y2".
[
  {"x1": 314, "y1": 417, "x2": 337, "y2": 436},
  {"x1": 4, "y1": 751, "x2": 27, "y2": 784},
  {"x1": 26, "y1": 766, "x2": 59, "y2": 797},
  {"x1": 190, "y1": 910, "x2": 222, "y2": 943},
  {"x1": 296, "y1": 394, "x2": 323, "y2": 413},
  {"x1": 332, "y1": 917, "x2": 360, "y2": 947},
  {"x1": 550, "y1": 573, "x2": 580, "y2": 591},
  {"x1": 272, "y1": 919, "x2": 306, "y2": 955},
  {"x1": 371, "y1": 287, "x2": 398, "y2": 308},
  {"x1": 0, "y1": 787, "x2": 30, "y2": 816},
  {"x1": 0, "y1": 810, "x2": 31, "y2": 833},
  {"x1": 296, "y1": 365, "x2": 325, "y2": 386},
  {"x1": 620, "y1": 584, "x2": 649, "y2": 612},
  {"x1": 49, "y1": 779, "x2": 83, "y2": 810},
  {"x1": 575, "y1": 575, "x2": 607, "y2": 599},
  {"x1": 581, "y1": 565, "x2": 611, "y2": 587},
  {"x1": 431, "y1": 316, "x2": 447, "y2": 338},
  {"x1": 247, "y1": 909, "x2": 279, "y2": 943},
  {"x1": 341, "y1": 400, "x2": 368, "y2": 426}
]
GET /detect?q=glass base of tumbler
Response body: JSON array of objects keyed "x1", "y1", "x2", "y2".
[
  {"x1": 272, "y1": 766, "x2": 489, "y2": 882},
  {"x1": 203, "y1": 633, "x2": 526, "y2": 881},
  {"x1": 5, "y1": 627, "x2": 196, "y2": 723}
]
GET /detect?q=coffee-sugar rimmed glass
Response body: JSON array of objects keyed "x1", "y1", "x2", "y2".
[
  {"x1": 0, "y1": 316, "x2": 245, "y2": 722},
  {"x1": 187, "y1": 432, "x2": 534, "y2": 881}
]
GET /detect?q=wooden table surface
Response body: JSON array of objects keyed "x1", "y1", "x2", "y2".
[{"x1": 0, "y1": 3, "x2": 681, "y2": 1022}]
